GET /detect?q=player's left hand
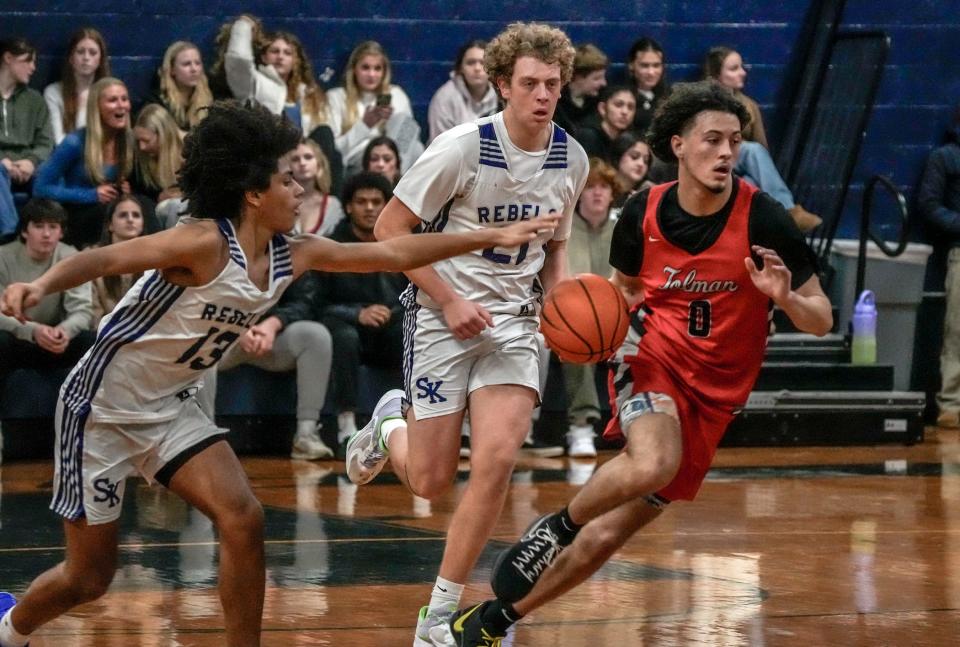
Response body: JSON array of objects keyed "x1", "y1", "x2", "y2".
[
  {"x1": 745, "y1": 245, "x2": 791, "y2": 303},
  {"x1": 492, "y1": 212, "x2": 561, "y2": 247}
]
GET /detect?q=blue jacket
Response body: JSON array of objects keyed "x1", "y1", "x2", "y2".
[{"x1": 34, "y1": 129, "x2": 118, "y2": 205}]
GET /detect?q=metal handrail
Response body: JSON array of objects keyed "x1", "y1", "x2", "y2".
[
  {"x1": 810, "y1": 31, "x2": 891, "y2": 263},
  {"x1": 854, "y1": 174, "x2": 910, "y2": 300}
]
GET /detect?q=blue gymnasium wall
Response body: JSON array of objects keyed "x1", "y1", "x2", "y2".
[{"x1": 2, "y1": 1, "x2": 959, "y2": 240}]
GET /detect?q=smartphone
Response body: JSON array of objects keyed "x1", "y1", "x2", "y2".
[{"x1": 376, "y1": 93, "x2": 392, "y2": 107}]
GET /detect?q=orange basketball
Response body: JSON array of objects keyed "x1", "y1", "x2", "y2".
[{"x1": 541, "y1": 273, "x2": 630, "y2": 364}]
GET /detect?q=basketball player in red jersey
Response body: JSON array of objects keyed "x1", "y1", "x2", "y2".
[{"x1": 446, "y1": 81, "x2": 833, "y2": 645}]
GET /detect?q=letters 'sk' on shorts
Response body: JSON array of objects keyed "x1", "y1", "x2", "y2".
[{"x1": 402, "y1": 306, "x2": 541, "y2": 420}]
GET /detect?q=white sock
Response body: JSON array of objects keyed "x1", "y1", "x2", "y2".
[
  {"x1": 337, "y1": 412, "x2": 357, "y2": 444},
  {"x1": 379, "y1": 419, "x2": 406, "y2": 452},
  {"x1": 0, "y1": 608, "x2": 29, "y2": 647},
  {"x1": 428, "y1": 576, "x2": 463, "y2": 611},
  {"x1": 296, "y1": 419, "x2": 319, "y2": 438}
]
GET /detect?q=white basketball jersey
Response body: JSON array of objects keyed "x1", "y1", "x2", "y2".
[
  {"x1": 393, "y1": 112, "x2": 588, "y2": 315},
  {"x1": 60, "y1": 219, "x2": 294, "y2": 424}
]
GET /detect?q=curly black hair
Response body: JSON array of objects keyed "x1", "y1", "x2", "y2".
[
  {"x1": 341, "y1": 170, "x2": 394, "y2": 206},
  {"x1": 178, "y1": 100, "x2": 301, "y2": 220},
  {"x1": 646, "y1": 81, "x2": 750, "y2": 163}
]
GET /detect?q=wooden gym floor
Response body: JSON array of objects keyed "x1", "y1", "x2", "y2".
[{"x1": 1, "y1": 427, "x2": 959, "y2": 646}]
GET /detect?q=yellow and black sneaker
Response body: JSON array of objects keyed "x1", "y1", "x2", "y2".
[{"x1": 449, "y1": 601, "x2": 506, "y2": 647}]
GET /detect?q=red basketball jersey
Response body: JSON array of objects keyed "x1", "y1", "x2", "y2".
[{"x1": 633, "y1": 179, "x2": 770, "y2": 408}]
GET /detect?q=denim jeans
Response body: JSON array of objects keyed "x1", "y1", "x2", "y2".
[
  {"x1": 736, "y1": 141, "x2": 796, "y2": 209},
  {"x1": 0, "y1": 165, "x2": 18, "y2": 237}
]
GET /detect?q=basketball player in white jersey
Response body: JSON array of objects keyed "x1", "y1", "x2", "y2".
[
  {"x1": 343, "y1": 22, "x2": 589, "y2": 646},
  {"x1": 0, "y1": 101, "x2": 556, "y2": 647}
]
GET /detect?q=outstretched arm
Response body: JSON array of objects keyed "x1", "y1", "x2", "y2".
[
  {"x1": 746, "y1": 245, "x2": 832, "y2": 336},
  {"x1": 2, "y1": 223, "x2": 223, "y2": 322},
  {"x1": 373, "y1": 196, "x2": 460, "y2": 307},
  {"x1": 293, "y1": 202, "x2": 558, "y2": 278},
  {"x1": 369, "y1": 196, "x2": 492, "y2": 340}
]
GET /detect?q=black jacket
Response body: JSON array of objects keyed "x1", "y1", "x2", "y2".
[
  {"x1": 268, "y1": 268, "x2": 323, "y2": 328},
  {"x1": 316, "y1": 219, "x2": 408, "y2": 323},
  {"x1": 553, "y1": 89, "x2": 598, "y2": 140},
  {"x1": 918, "y1": 136, "x2": 960, "y2": 244}
]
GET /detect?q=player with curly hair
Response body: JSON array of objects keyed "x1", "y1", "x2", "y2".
[
  {"x1": 448, "y1": 81, "x2": 833, "y2": 646},
  {"x1": 341, "y1": 22, "x2": 588, "y2": 646},
  {"x1": 0, "y1": 100, "x2": 557, "y2": 647}
]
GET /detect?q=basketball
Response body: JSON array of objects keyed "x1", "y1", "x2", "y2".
[{"x1": 540, "y1": 274, "x2": 630, "y2": 364}]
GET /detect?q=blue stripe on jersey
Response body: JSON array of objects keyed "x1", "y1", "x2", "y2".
[
  {"x1": 62, "y1": 272, "x2": 185, "y2": 415},
  {"x1": 479, "y1": 158, "x2": 509, "y2": 169},
  {"x1": 217, "y1": 219, "x2": 247, "y2": 269},
  {"x1": 421, "y1": 199, "x2": 453, "y2": 233},
  {"x1": 401, "y1": 291, "x2": 420, "y2": 406},
  {"x1": 272, "y1": 234, "x2": 293, "y2": 280},
  {"x1": 543, "y1": 124, "x2": 569, "y2": 169},
  {"x1": 478, "y1": 122, "x2": 498, "y2": 142},
  {"x1": 478, "y1": 122, "x2": 508, "y2": 168},
  {"x1": 51, "y1": 404, "x2": 88, "y2": 521}
]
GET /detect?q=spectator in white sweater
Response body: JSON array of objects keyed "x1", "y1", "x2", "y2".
[
  {"x1": 43, "y1": 28, "x2": 111, "y2": 145},
  {"x1": 326, "y1": 40, "x2": 423, "y2": 175},
  {"x1": 427, "y1": 39, "x2": 499, "y2": 142},
  {"x1": 221, "y1": 16, "x2": 343, "y2": 192},
  {"x1": 223, "y1": 15, "x2": 329, "y2": 137}
]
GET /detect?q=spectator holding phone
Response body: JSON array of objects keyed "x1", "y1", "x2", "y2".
[{"x1": 327, "y1": 41, "x2": 424, "y2": 176}]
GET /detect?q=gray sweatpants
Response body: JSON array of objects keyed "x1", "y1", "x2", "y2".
[{"x1": 199, "y1": 320, "x2": 333, "y2": 422}]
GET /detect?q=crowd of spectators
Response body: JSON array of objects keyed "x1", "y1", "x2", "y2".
[{"x1": 6, "y1": 13, "x2": 930, "y2": 460}]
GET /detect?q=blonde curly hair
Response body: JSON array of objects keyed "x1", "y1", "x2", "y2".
[{"x1": 484, "y1": 22, "x2": 575, "y2": 88}]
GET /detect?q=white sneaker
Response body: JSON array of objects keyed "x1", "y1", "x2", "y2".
[
  {"x1": 566, "y1": 424, "x2": 597, "y2": 458},
  {"x1": 290, "y1": 424, "x2": 334, "y2": 460},
  {"x1": 346, "y1": 389, "x2": 404, "y2": 484},
  {"x1": 414, "y1": 603, "x2": 457, "y2": 646},
  {"x1": 567, "y1": 460, "x2": 597, "y2": 485}
]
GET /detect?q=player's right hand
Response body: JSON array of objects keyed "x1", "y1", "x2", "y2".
[
  {"x1": 442, "y1": 297, "x2": 493, "y2": 340},
  {"x1": 1, "y1": 282, "x2": 44, "y2": 322},
  {"x1": 492, "y1": 212, "x2": 561, "y2": 247}
]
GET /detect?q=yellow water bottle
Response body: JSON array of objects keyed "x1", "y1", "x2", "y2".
[{"x1": 851, "y1": 290, "x2": 877, "y2": 365}]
